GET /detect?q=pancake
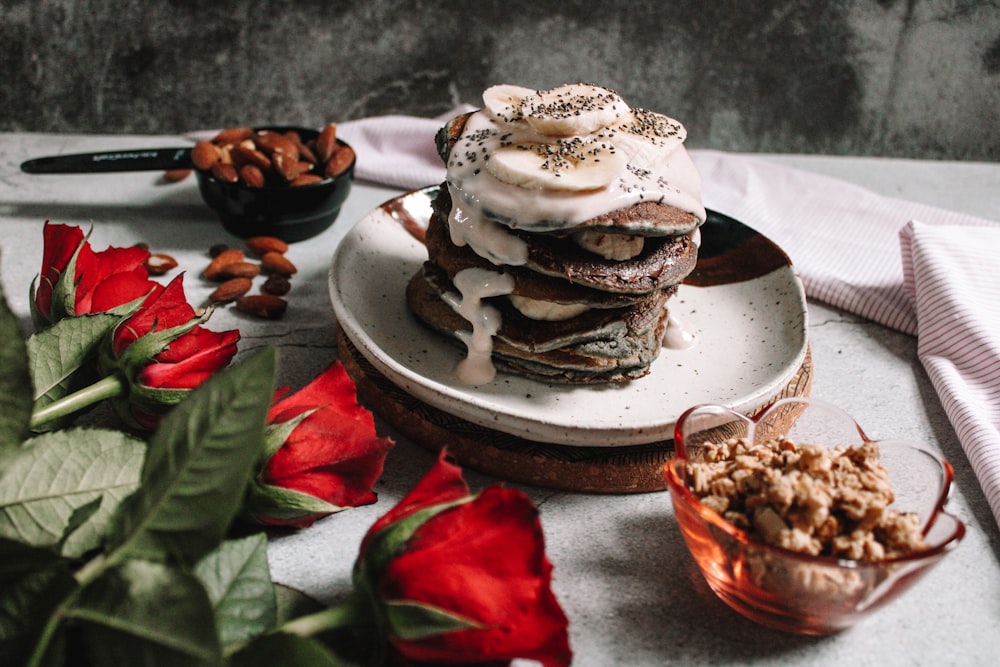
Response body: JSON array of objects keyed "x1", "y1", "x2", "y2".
[
  {"x1": 427, "y1": 185, "x2": 698, "y2": 296},
  {"x1": 408, "y1": 83, "x2": 706, "y2": 385},
  {"x1": 406, "y1": 266, "x2": 673, "y2": 383}
]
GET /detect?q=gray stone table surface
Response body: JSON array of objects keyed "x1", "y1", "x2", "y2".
[{"x1": 1, "y1": 131, "x2": 998, "y2": 666}]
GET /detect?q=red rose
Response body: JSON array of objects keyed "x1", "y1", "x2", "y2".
[
  {"x1": 356, "y1": 452, "x2": 572, "y2": 667},
  {"x1": 100, "y1": 274, "x2": 239, "y2": 429},
  {"x1": 32, "y1": 222, "x2": 154, "y2": 326},
  {"x1": 246, "y1": 361, "x2": 394, "y2": 528}
]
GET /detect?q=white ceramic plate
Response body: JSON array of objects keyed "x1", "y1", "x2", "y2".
[{"x1": 329, "y1": 186, "x2": 808, "y2": 447}]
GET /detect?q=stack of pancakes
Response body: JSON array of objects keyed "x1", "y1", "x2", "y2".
[{"x1": 406, "y1": 83, "x2": 706, "y2": 384}]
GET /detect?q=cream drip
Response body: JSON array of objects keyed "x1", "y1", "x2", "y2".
[
  {"x1": 662, "y1": 313, "x2": 696, "y2": 350},
  {"x1": 442, "y1": 267, "x2": 516, "y2": 385},
  {"x1": 447, "y1": 184, "x2": 529, "y2": 266}
]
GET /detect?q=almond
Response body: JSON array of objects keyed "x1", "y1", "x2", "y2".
[
  {"x1": 144, "y1": 253, "x2": 178, "y2": 276},
  {"x1": 272, "y1": 151, "x2": 304, "y2": 181},
  {"x1": 236, "y1": 294, "x2": 288, "y2": 319},
  {"x1": 254, "y1": 131, "x2": 299, "y2": 158},
  {"x1": 191, "y1": 140, "x2": 220, "y2": 170},
  {"x1": 162, "y1": 168, "x2": 192, "y2": 183},
  {"x1": 209, "y1": 277, "x2": 252, "y2": 303},
  {"x1": 217, "y1": 261, "x2": 261, "y2": 279},
  {"x1": 211, "y1": 127, "x2": 254, "y2": 145},
  {"x1": 203, "y1": 248, "x2": 246, "y2": 280},
  {"x1": 260, "y1": 251, "x2": 297, "y2": 276},
  {"x1": 324, "y1": 144, "x2": 355, "y2": 178},
  {"x1": 290, "y1": 173, "x2": 323, "y2": 187},
  {"x1": 238, "y1": 164, "x2": 267, "y2": 188},
  {"x1": 315, "y1": 122, "x2": 338, "y2": 163},
  {"x1": 262, "y1": 274, "x2": 292, "y2": 296},
  {"x1": 231, "y1": 144, "x2": 272, "y2": 171},
  {"x1": 245, "y1": 236, "x2": 289, "y2": 256},
  {"x1": 285, "y1": 131, "x2": 318, "y2": 164},
  {"x1": 210, "y1": 161, "x2": 239, "y2": 183}
]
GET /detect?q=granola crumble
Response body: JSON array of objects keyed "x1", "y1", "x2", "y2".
[{"x1": 685, "y1": 436, "x2": 927, "y2": 560}]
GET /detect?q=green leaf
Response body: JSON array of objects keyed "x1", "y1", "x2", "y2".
[
  {"x1": 0, "y1": 276, "x2": 32, "y2": 453},
  {"x1": 229, "y1": 632, "x2": 346, "y2": 667},
  {"x1": 0, "y1": 428, "x2": 145, "y2": 558},
  {"x1": 384, "y1": 600, "x2": 482, "y2": 641},
  {"x1": 70, "y1": 559, "x2": 221, "y2": 667},
  {"x1": 27, "y1": 312, "x2": 122, "y2": 429},
  {"x1": 274, "y1": 584, "x2": 325, "y2": 625},
  {"x1": 193, "y1": 534, "x2": 276, "y2": 649},
  {"x1": 261, "y1": 409, "x2": 315, "y2": 460},
  {"x1": 107, "y1": 348, "x2": 277, "y2": 566},
  {"x1": 0, "y1": 538, "x2": 76, "y2": 667},
  {"x1": 244, "y1": 479, "x2": 344, "y2": 524}
]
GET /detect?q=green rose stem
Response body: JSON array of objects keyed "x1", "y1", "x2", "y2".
[
  {"x1": 29, "y1": 374, "x2": 125, "y2": 431},
  {"x1": 279, "y1": 592, "x2": 370, "y2": 638},
  {"x1": 225, "y1": 591, "x2": 379, "y2": 660},
  {"x1": 27, "y1": 552, "x2": 112, "y2": 667}
]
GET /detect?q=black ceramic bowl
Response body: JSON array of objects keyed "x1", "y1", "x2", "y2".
[{"x1": 195, "y1": 125, "x2": 355, "y2": 243}]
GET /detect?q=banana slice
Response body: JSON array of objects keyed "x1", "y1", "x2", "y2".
[
  {"x1": 486, "y1": 137, "x2": 626, "y2": 191},
  {"x1": 482, "y1": 84, "x2": 535, "y2": 124},
  {"x1": 520, "y1": 83, "x2": 630, "y2": 137},
  {"x1": 619, "y1": 108, "x2": 687, "y2": 149}
]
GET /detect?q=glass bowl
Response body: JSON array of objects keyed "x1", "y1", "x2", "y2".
[
  {"x1": 195, "y1": 125, "x2": 355, "y2": 243},
  {"x1": 663, "y1": 397, "x2": 965, "y2": 635}
]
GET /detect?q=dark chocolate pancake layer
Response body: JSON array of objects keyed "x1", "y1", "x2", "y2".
[
  {"x1": 406, "y1": 266, "x2": 673, "y2": 383},
  {"x1": 429, "y1": 186, "x2": 698, "y2": 296}
]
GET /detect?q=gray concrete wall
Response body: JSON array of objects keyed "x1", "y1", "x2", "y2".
[{"x1": 2, "y1": 0, "x2": 998, "y2": 160}]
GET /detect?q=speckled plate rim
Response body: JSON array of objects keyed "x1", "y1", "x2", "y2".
[{"x1": 329, "y1": 186, "x2": 808, "y2": 447}]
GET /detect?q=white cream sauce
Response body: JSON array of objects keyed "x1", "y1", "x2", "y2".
[
  {"x1": 446, "y1": 108, "x2": 706, "y2": 234},
  {"x1": 662, "y1": 312, "x2": 696, "y2": 350},
  {"x1": 442, "y1": 267, "x2": 516, "y2": 385},
  {"x1": 447, "y1": 184, "x2": 529, "y2": 266}
]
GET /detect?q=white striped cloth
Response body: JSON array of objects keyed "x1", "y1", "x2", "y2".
[
  {"x1": 900, "y1": 223, "x2": 1000, "y2": 528},
  {"x1": 693, "y1": 150, "x2": 1000, "y2": 528},
  {"x1": 336, "y1": 115, "x2": 1000, "y2": 528}
]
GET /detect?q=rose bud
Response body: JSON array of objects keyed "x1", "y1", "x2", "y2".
[
  {"x1": 244, "y1": 361, "x2": 394, "y2": 528},
  {"x1": 99, "y1": 274, "x2": 239, "y2": 429},
  {"x1": 354, "y1": 451, "x2": 572, "y2": 666},
  {"x1": 31, "y1": 222, "x2": 155, "y2": 327}
]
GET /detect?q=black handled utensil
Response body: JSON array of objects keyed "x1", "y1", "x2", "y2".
[{"x1": 20, "y1": 147, "x2": 193, "y2": 174}]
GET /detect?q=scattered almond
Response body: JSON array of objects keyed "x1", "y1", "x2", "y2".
[
  {"x1": 236, "y1": 294, "x2": 288, "y2": 319},
  {"x1": 245, "y1": 236, "x2": 289, "y2": 256},
  {"x1": 260, "y1": 251, "x2": 297, "y2": 276},
  {"x1": 209, "y1": 277, "x2": 253, "y2": 304},
  {"x1": 162, "y1": 168, "x2": 192, "y2": 183},
  {"x1": 262, "y1": 274, "x2": 291, "y2": 296},
  {"x1": 145, "y1": 253, "x2": 178, "y2": 276},
  {"x1": 209, "y1": 243, "x2": 230, "y2": 258},
  {"x1": 203, "y1": 248, "x2": 246, "y2": 280},
  {"x1": 217, "y1": 261, "x2": 261, "y2": 280}
]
